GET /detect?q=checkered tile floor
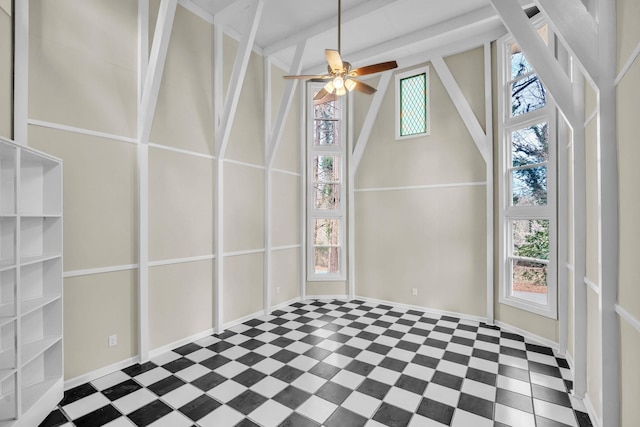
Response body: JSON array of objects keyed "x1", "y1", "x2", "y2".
[{"x1": 40, "y1": 299, "x2": 593, "y2": 427}]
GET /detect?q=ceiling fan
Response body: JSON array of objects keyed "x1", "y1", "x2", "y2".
[{"x1": 283, "y1": 0, "x2": 398, "y2": 101}]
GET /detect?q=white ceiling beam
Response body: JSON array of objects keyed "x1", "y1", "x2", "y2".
[
  {"x1": 489, "y1": 0, "x2": 578, "y2": 128},
  {"x1": 178, "y1": 0, "x2": 214, "y2": 24},
  {"x1": 304, "y1": 6, "x2": 501, "y2": 75},
  {"x1": 351, "y1": 71, "x2": 393, "y2": 175},
  {"x1": 266, "y1": 41, "x2": 306, "y2": 167},
  {"x1": 432, "y1": 56, "x2": 489, "y2": 163},
  {"x1": 213, "y1": 0, "x2": 255, "y2": 25},
  {"x1": 215, "y1": 0, "x2": 264, "y2": 158},
  {"x1": 138, "y1": 0, "x2": 178, "y2": 144},
  {"x1": 534, "y1": 0, "x2": 599, "y2": 84},
  {"x1": 263, "y1": 0, "x2": 401, "y2": 57}
]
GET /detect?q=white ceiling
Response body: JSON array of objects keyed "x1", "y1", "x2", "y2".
[{"x1": 190, "y1": 0, "x2": 534, "y2": 73}]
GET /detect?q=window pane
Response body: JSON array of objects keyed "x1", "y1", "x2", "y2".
[
  {"x1": 511, "y1": 123, "x2": 548, "y2": 167},
  {"x1": 313, "y1": 184, "x2": 340, "y2": 209},
  {"x1": 512, "y1": 166, "x2": 547, "y2": 206},
  {"x1": 400, "y1": 73, "x2": 427, "y2": 136},
  {"x1": 313, "y1": 155, "x2": 341, "y2": 182},
  {"x1": 511, "y1": 259, "x2": 548, "y2": 305},
  {"x1": 313, "y1": 95, "x2": 340, "y2": 146},
  {"x1": 313, "y1": 219, "x2": 340, "y2": 246},
  {"x1": 511, "y1": 74, "x2": 546, "y2": 116},
  {"x1": 314, "y1": 247, "x2": 340, "y2": 274},
  {"x1": 512, "y1": 219, "x2": 549, "y2": 260}
]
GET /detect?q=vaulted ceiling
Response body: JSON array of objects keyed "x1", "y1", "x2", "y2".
[{"x1": 191, "y1": 0, "x2": 535, "y2": 73}]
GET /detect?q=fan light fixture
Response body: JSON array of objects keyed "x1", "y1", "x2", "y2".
[{"x1": 282, "y1": 0, "x2": 398, "y2": 100}]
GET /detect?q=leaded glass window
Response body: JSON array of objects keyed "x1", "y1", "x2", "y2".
[{"x1": 396, "y1": 67, "x2": 430, "y2": 139}]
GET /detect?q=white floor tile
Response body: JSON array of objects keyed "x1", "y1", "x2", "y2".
[
  {"x1": 248, "y1": 399, "x2": 293, "y2": 427},
  {"x1": 151, "y1": 351, "x2": 181, "y2": 366},
  {"x1": 437, "y1": 360, "x2": 468, "y2": 378},
  {"x1": 184, "y1": 348, "x2": 215, "y2": 363},
  {"x1": 214, "y1": 360, "x2": 248, "y2": 378},
  {"x1": 341, "y1": 391, "x2": 381, "y2": 418},
  {"x1": 322, "y1": 352, "x2": 352, "y2": 368},
  {"x1": 253, "y1": 343, "x2": 281, "y2": 357},
  {"x1": 461, "y1": 379, "x2": 497, "y2": 402},
  {"x1": 450, "y1": 409, "x2": 493, "y2": 427},
  {"x1": 296, "y1": 395, "x2": 338, "y2": 424},
  {"x1": 206, "y1": 380, "x2": 247, "y2": 403},
  {"x1": 134, "y1": 367, "x2": 172, "y2": 387},
  {"x1": 529, "y1": 371, "x2": 566, "y2": 391},
  {"x1": 408, "y1": 413, "x2": 448, "y2": 426},
  {"x1": 403, "y1": 363, "x2": 435, "y2": 382},
  {"x1": 91, "y1": 371, "x2": 131, "y2": 391},
  {"x1": 147, "y1": 410, "x2": 193, "y2": 427},
  {"x1": 103, "y1": 417, "x2": 136, "y2": 427},
  {"x1": 384, "y1": 387, "x2": 422, "y2": 413},
  {"x1": 112, "y1": 388, "x2": 158, "y2": 415},
  {"x1": 356, "y1": 350, "x2": 386, "y2": 366},
  {"x1": 252, "y1": 357, "x2": 284, "y2": 375},
  {"x1": 62, "y1": 393, "x2": 111, "y2": 420},
  {"x1": 291, "y1": 372, "x2": 327, "y2": 393},
  {"x1": 220, "y1": 345, "x2": 250, "y2": 360},
  {"x1": 423, "y1": 383, "x2": 461, "y2": 408},
  {"x1": 497, "y1": 376, "x2": 532, "y2": 397},
  {"x1": 198, "y1": 405, "x2": 245, "y2": 427},
  {"x1": 289, "y1": 355, "x2": 319, "y2": 371},
  {"x1": 533, "y1": 399, "x2": 578, "y2": 426},
  {"x1": 250, "y1": 376, "x2": 288, "y2": 398},
  {"x1": 499, "y1": 354, "x2": 529, "y2": 370},
  {"x1": 174, "y1": 363, "x2": 211, "y2": 382},
  {"x1": 160, "y1": 383, "x2": 203, "y2": 409},
  {"x1": 369, "y1": 366, "x2": 402, "y2": 385},
  {"x1": 387, "y1": 347, "x2": 416, "y2": 362},
  {"x1": 494, "y1": 403, "x2": 536, "y2": 427},
  {"x1": 329, "y1": 369, "x2": 365, "y2": 389}
]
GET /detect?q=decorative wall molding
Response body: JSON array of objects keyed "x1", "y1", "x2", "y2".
[
  {"x1": 584, "y1": 277, "x2": 600, "y2": 295},
  {"x1": 616, "y1": 304, "x2": 640, "y2": 334},
  {"x1": 615, "y1": 39, "x2": 640, "y2": 86},
  {"x1": 271, "y1": 167, "x2": 301, "y2": 177},
  {"x1": 223, "y1": 248, "x2": 266, "y2": 258},
  {"x1": 64, "y1": 264, "x2": 139, "y2": 278},
  {"x1": 224, "y1": 158, "x2": 265, "y2": 170},
  {"x1": 28, "y1": 119, "x2": 138, "y2": 144},
  {"x1": 148, "y1": 254, "x2": 215, "y2": 268},
  {"x1": 272, "y1": 244, "x2": 301, "y2": 252},
  {"x1": 355, "y1": 181, "x2": 486, "y2": 193},
  {"x1": 148, "y1": 142, "x2": 215, "y2": 160}
]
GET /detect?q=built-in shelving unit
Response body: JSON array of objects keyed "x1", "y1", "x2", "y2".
[{"x1": 0, "y1": 137, "x2": 62, "y2": 427}]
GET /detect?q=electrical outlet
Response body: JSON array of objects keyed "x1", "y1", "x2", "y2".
[
  {"x1": 276, "y1": 287, "x2": 281, "y2": 294},
  {"x1": 412, "y1": 288, "x2": 418, "y2": 296},
  {"x1": 108, "y1": 335, "x2": 118, "y2": 347}
]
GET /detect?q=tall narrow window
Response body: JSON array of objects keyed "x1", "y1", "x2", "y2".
[
  {"x1": 396, "y1": 67, "x2": 430, "y2": 139},
  {"x1": 307, "y1": 88, "x2": 346, "y2": 280},
  {"x1": 498, "y1": 23, "x2": 558, "y2": 318}
]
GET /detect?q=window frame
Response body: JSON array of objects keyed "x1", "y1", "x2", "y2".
[
  {"x1": 395, "y1": 66, "x2": 430, "y2": 140},
  {"x1": 306, "y1": 84, "x2": 347, "y2": 281},
  {"x1": 497, "y1": 20, "x2": 558, "y2": 319}
]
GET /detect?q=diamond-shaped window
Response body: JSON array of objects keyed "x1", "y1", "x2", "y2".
[{"x1": 400, "y1": 73, "x2": 427, "y2": 136}]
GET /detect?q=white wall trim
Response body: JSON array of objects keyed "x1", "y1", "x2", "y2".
[
  {"x1": 148, "y1": 254, "x2": 215, "y2": 268},
  {"x1": 495, "y1": 320, "x2": 559, "y2": 352},
  {"x1": 223, "y1": 248, "x2": 265, "y2": 258},
  {"x1": 177, "y1": 0, "x2": 214, "y2": 24},
  {"x1": 566, "y1": 263, "x2": 574, "y2": 272},
  {"x1": 271, "y1": 168, "x2": 301, "y2": 177},
  {"x1": 14, "y1": 0, "x2": 28, "y2": 144},
  {"x1": 584, "y1": 109, "x2": 597, "y2": 128},
  {"x1": 28, "y1": 119, "x2": 138, "y2": 144},
  {"x1": 64, "y1": 264, "x2": 139, "y2": 278},
  {"x1": 148, "y1": 328, "x2": 215, "y2": 360},
  {"x1": 616, "y1": 304, "x2": 640, "y2": 334},
  {"x1": 271, "y1": 297, "x2": 304, "y2": 311},
  {"x1": 148, "y1": 142, "x2": 215, "y2": 160},
  {"x1": 222, "y1": 309, "x2": 265, "y2": 331},
  {"x1": 583, "y1": 393, "x2": 602, "y2": 427},
  {"x1": 355, "y1": 181, "x2": 486, "y2": 193},
  {"x1": 224, "y1": 158, "x2": 265, "y2": 170},
  {"x1": 64, "y1": 356, "x2": 139, "y2": 391},
  {"x1": 357, "y1": 296, "x2": 488, "y2": 325},
  {"x1": 584, "y1": 277, "x2": 600, "y2": 295},
  {"x1": 615, "y1": 39, "x2": 640, "y2": 86},
  {"x1": 304, "y1": 295, "x2": 350, "y2": 301},
  {"x1": 272, "y1": 244, "x2": 301, "y2": 252}
]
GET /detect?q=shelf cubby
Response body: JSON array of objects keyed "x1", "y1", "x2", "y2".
[
  {"x1": 0, "y1": 140, "x2": 16, "y2": 217},
  {"x1": 0, "y1": 319, "x2": 16, "y2": 370},
  {"x1": 19, "y1": 258, "x2": 62, "y2": 306},
  {"x1": 19, "y1": 217, "x2": 61, "y2": 260},
  {"x1": 0, "y1": 371, "x2": 17, "y2": 423},
  {"x1": 20, "y1": 340, "x2": 62, "y2": 414},
  {"x1": 0, "y1": 269, "x2": 16, "y2": 320},
  {"x1": 19, "y1": 151, "x2": 61, "y2": 217},
  {"x1": 0, "y1": 218, "x2": 16, "y2": 269}
]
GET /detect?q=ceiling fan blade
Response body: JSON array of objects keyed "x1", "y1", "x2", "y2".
[
  {"x1": 313, "y1": 87, "x2": 331, "y2": 101},
  {"x1": 283, "y1": 74, "x2": 328, "y2": 80},
  {"x1": 352, "y1": 79, "x2": 377, "y2": 95},
  {"x1": 350, "y1": 60, "x2": 398, "y2": 76},
  {"x1": 325, "y1": 49, "x2": 344, "y2": 73}
]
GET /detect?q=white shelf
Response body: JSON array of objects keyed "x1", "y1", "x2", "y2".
[
  {"x1": 20, "y1": 296, "x2": 59, "y2": 317},
  {"x1": 19, "y1": 254, "x2": 61, "y2": 268},
  {"x1": 0, "y1": 139, "x2": 62, "y2": 426},
  {"x1": 21, "y1": 337, "x2": 60, "y2": 368}
]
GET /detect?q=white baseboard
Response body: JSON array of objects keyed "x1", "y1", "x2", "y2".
[
  {"x1": 148, "y1": 328, "x2": 215, "y2": 360},
  {"x1": 356, "y1": 296, "x2": 488, "y2": 324},
  {"x1": 583, "y1": 393, "x2": 601, "y2": 427},
  {"x1": 303, "y1": 294, "x2": 349, "y2": 301},
  {"x1": 64, "y1": 356, "x2": 139, "y2": 390},
  {"x1": 494, "y1": 320, "x2": 559, "y2": 352}
]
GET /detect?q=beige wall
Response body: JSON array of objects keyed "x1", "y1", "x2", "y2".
[
  {"x1": 616, "y1": 0, "x2": 640, "y2": 423},
  {"x1": 354, "y1": 49, "x2": 487, "y2": 316},
  {"x1": 0, "y1": 6, "x2": 11, "y2": 139}
]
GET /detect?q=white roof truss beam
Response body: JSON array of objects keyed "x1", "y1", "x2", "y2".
[
  {"x1": 138, "y1": 0, "x2": 178, "y2": 144},
  {"x1": 534, "y1": 0, "x2": 599, "y2": 84},
  {"x1": 266, "y1": 41, "x2": 307, "y2": 167},
  {"x1": 432, "y1": 56, "x2": 489, "y2": 164},
  {"x1": 490, "y1": 0, "x2": 578, "y2": 128},
  {"x1": 351, "y1": 71, "x2": 393, "y2": 175},
  {"x1": 263, "y1": 0, "x2": 400, "y2": 57},
  {"x1": 215, "y1": 0, "x2": 264, "y2": 158}
]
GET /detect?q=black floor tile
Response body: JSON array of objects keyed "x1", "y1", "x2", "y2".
[
  {"x1": 102, "y1": 379, "x2": 141, "y2": 401},
  {"x1": 59, "y1": 383, "x2": 97, "y2": 406},
  {"x1": 191, "y1": 371, "x2": 227, "y2": 391},
  {"x1": 147, "y1": 375, "x2": 185, "y2": 396},
  {"x1": 38, "y1": 409, "x2": 68, "y2": 427},
  {"x1": 395, "y1": 374, "x2": 428, "y2": 395},
  {"x1": 324, "y1": 407, "x2": 367, "y2": 427},
  {"x1": 278, "y1": 412, "x2": 321, "y2": 427},
  {"x1": 316, "y1": 381, "x2": 353, "y2": 405},
  {"x1": 373, "y1": 402, "x2": 413, "y2": 426},
  {"x1": 273, "y1": 385, "x2": 312, "y2": 409},
  {"x1": 496, "y1": 388, "x2": 533, "y2": 413},
  {"x1": 227, "y1": 390, "x2": 268, "y2": 415},
  {"x1": 179, "y1": 394, "x2": 221, "y2": 421},
  {"x1": 457, "y1": 393, "x2": 494, "y2": 419},
  {"x1": 532, "y1": 384, "x2": 572, "y2": 407},
  {"x1": 431, "y1": 371, "x2": 463, "y2": 390},
  {"x1": 73, "y1": 405, "x2": 122, "y2": 427},
  {"x1": 127, "y1": 400, "x2": 173, "y2": 426},
  {"x1": 416, "y1": 397, "x2": 455, "y2": 425}
]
